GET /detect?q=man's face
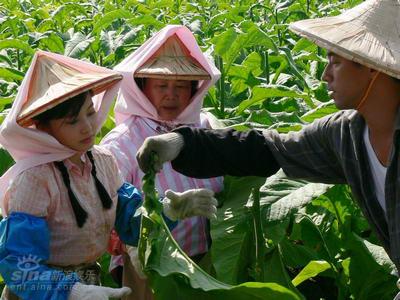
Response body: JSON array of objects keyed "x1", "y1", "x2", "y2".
[
  {"x1": 322, "y1": 53, "x2": 372, "y2": 109},
  {"x1": 143, "y1": 78, "x2": 192, "y2": 121}
]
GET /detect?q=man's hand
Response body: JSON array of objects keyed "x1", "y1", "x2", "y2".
[{"x1": 136, "y1": 133, "x2": 184, "y2": 173}]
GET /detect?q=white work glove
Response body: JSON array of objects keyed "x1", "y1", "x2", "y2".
[
  {"x1": 162, "y1": 188, "x2": 218, "y2": 221},
  {"x1": 69, "y1": 282, "x2": 131, "y2": 300},
  {"x1": 126, "y1": 245, "x2": 147, "y2": 280},
  {"x1": 136, "y1": 132, "x2": 184, "y2": 173},
  {"x1": 395, "y1": 279, "x2": 400, "y2": 300}
]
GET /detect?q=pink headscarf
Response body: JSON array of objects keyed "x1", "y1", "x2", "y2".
[
  {"x1": 113, "y1": 25, "x2": 221, "y2": 125},
  {"x1": 0, "y1": 50, "x2": 121, "y2": 212}
]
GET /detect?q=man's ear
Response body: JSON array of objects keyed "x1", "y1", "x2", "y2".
[{"x1": 369, "y1": 68, "x2": 379, "y2": 78}]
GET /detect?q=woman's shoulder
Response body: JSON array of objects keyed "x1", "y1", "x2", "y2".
[
  {"x1": 91, "y1": 145, "x2": 115, "y2": 161},
  {"x1": 90, "y1": 145, "x2": 124, "y2": 189},
  {"x1": 101, "y1": 116, "x2": 144, "y2": 144},
  {"x1": 91, "y1": 145, "x2": 122, "y2": 173},
  {"x1": 6, "y1": 163, "x2": 56, "y2": 215},
  {"x1": 14, "y1": 163, "x2": 54, "y2": 184}
]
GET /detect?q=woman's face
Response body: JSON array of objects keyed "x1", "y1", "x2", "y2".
[
  {"x1": 40, "y1": 95, "x2": 97, "y2": 153},
  {"x1": 143, "y1": 78, "x2": 192, "y2": 121}
]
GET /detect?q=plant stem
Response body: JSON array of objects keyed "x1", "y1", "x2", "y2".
[
  {"x1": 251, "y1": 188, "x2": 265, "y2": 282},
  {"x1": 263, "y1": 51, "x2": 269, "y2": 84},
  {"x1": 16, "y1": 49, "x2": 20, "y2": 71},
  {"x1": 216, "y1": 55, "x2": 225, "y2": 117}
]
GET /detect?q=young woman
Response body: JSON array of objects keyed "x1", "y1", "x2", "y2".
[
  {"x1": 101, "y1": 25, "x2": 224, "y2": 300},
  {"x1": 0, "y1": 51, "x2": 217, "y2": 300}
]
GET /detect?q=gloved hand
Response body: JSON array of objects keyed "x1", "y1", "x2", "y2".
[
  {"x1": 162, "y1": 188, "x2": 218, "y2": 221},
  {"x1": 69, "y1": 282, "x2": 131, "y2": 300},
  {"x1": 126, "y1": 245, "x2": 147, "y2": 280},
  {"x1": 136, "y1": 132, "x2": 184, "y2": 173}
]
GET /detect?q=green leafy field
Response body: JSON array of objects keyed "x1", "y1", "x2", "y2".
[{"x1": 0, "y1": 0, "x2": 398, "y2": 299}]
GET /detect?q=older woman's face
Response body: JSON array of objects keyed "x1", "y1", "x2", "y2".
[{"x1": 143, "y1": 78, "x2": 192, "y2": 121}]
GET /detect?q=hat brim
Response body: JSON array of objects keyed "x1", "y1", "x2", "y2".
[
  {"x1": 134, "y1": 72, "x2": 210, "y2": 80},
  {"x1": 135, "y1": 34, "x2": 211, "y2": 81},
  {"x1": 17, "y1": 73, "x2": 122, "y2": 127},
  {"x1": 289, "y1": 0, "x2": 400, "y2": 79}
]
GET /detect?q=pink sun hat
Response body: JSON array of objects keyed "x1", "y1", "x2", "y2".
[
  {"x1": 112, "y1": 24, "x2": 221, "y2": 126},
  {"x1": 0, "y1": 50, "x2": 122, "y2": 212}
]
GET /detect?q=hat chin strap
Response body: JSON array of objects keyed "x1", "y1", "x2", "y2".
[{"x1": 356, "y1": 71, "x2": 380, "y2": 111}]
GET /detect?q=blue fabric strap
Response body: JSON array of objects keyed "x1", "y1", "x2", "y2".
[
  {"x1": 115, "y1": 182, "x2": 143, "y2": 246},
  {"x1": 115, "y1": 182, "x2": 178, "y2": 247}
]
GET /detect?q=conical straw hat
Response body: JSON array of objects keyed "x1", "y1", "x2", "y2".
[
  {"x1": 17, "y1": 54, "x2": 122, "y2": 127},
  {"x1": 289, "y1": 0, "x2": 400, "y2": 79},
  {"x1": 135, "y1": 34, "x2": 211, "y2": 80}
]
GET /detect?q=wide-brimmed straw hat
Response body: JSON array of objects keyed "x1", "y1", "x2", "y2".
[
  {"x1": 135, "y1": 34, "x2": 211, "y2": 80},
  {"x1": 17, "y1": 52, "x2": 122, "y2": 127},
  {"x1": 289, "y1": 0, "x2": 400, "y2": 79}
]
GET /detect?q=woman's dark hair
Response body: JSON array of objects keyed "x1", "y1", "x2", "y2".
[
  {"x1": 135, "y1": 77, "x2": 199, "y2": 98},
  {"x1": 32, "y1": 91, "x2": 90, "y2": 126}
]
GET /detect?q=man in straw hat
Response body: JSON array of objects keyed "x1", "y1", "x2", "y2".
[
  {"x1": 136, "y1": 0, "x2": 400, "y2": 296},
  {"x1": 101, "y1": 25, "x2": 223, "y2": 299}
]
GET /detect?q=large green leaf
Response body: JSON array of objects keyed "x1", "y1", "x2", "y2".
[
  {"x1": 92, "y1": 9, "x2": 134, "y2": 34},
  {"x1": 211, "y1": 176, "x2": 266, "y2": 284},
  {"x1": 301, "y1": 101, "x2": 338, "y2": 123},
  {"x1": 0, "y1": 67, "x2": 24, "y2": 81},
  {"x1": 346, "y1": 232, "x2": 397, "y2": 300},
  {"x1": 114, "y1": 26, "x2": 143, "y2": 50},
  {"x1": 292, "y1": 260, "x2": 331, "y2": 286},
  {"x1": 145, "y1": 216, "x2": 301, "y2": 300},
  {"x1": 0, "y1": 54, "x2": 13, "y2": 67},
  {"x1": 151, "y1": 273, "x2": 301, "y2": 300},
  {"x1": 212, "y1": 23, "x2": 278, "y2": 75},
  {"x1": 211, "y1": 28, "x2": 237, "y2": 58},
  {"x1": 255, "y1": 171, "x2": 334, "y2": 251},
  {"x1": 211, "y1": 171, "x2": 334, "y2": 285},
  {"x1": 0, "y1": 147, "x2": 14, "y2": 177},
  {"x1": 38, "y1": 32, "x2": 64, "y2": 53},
  {"x1": 263, "y1": 245, "x2": 304, "y2": 299},
  {"x1": 99, "y1": 30, "x2": 116, "y2": 56},
  {"x1": 64, "y1": 32, "x2": 94, "y2": 58},
  {"x1": 0, "y1": 39, "x2": 35, "y2": 55},
  {"x1": 51, "y1": 3, "x2": 87, "y2": 20},
  {"x1": 126, "y1": 15, "x2": 164, "y2": 28},
  {"x1": 138, "y1": 170, "x2": 299, "y2": 299},
  {"x1": 236, "y1": 85, "x2": 309, "y2": 116},
  {"x1": 0, "y1": 17, "x2": 25, "y2": 38},
  {"x1": 0, "y1": 96, "x2": 14, "y2": 112},
  {"x1": 259, "y1": 171, "x2": 332, "y2": 223}
]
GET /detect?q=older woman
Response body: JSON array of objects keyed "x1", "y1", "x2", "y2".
[{"x1": 101, "y1": 25, "x2": 224, "y2": 299}]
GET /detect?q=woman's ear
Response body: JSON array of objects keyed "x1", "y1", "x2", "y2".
[{"x1": 34, "y1": 120, "x2": 51, "y2": 134}]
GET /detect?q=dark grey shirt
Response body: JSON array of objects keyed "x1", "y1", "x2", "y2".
[
  {"x1": 264, "y1": 110, "x2": 391, "y2": 261},
  {"x1": 173, "y1": 109, "x2": 399, "y2": 270}
]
